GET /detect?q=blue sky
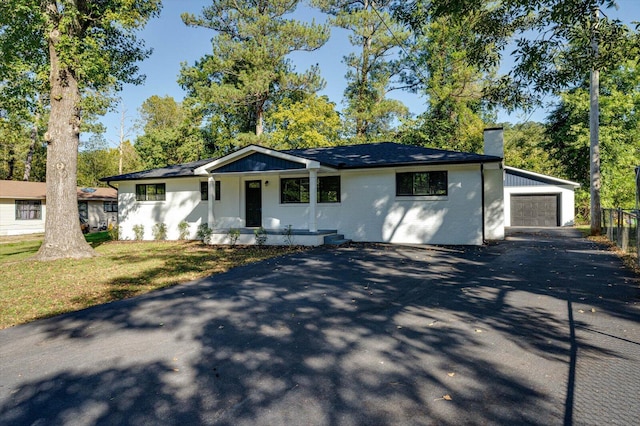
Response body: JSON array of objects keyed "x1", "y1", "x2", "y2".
[{"x1": 98, "y1": 0, "x2": 640, "y2": 147}]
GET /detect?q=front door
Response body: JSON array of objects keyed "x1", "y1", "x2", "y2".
[{"x1": 245, "y1": 180, "x2": 262, "y2": 227}]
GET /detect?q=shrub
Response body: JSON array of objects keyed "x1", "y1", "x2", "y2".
[
  {"x1": 228, "y1": 228, "x2": 240, "y2": 246},
  {"x1": 196, "y1": 223, "x2": 213, "y2": 244},
  {"x1": 152, "y1": 223, "x2": 168, "y2": 240},
  {"x1": 282, "y1": 224, "x2": 294, "y2": 246},
  {"x1": 133, "y1": 224, "x2": 144, "y2": 241},
  {"x1": 178, "y1": 221, "x2": 190, "y2": 240},
  {"x1": 108, "y1": 225, "x2": 121, "y2": 241},
  {"x1": 254, "y1": 227, "x2": 267, "y2": 246}
]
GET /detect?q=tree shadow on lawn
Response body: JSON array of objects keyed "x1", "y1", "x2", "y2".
[{"x1": 1, "y1": 234, "x2": 638, "y2": 425}]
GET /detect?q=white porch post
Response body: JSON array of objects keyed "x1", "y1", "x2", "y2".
[
  {"x1": 308, "y1": 169, "x2": 318, "y2": 232},
  {"x1": 208, "y1": 176, "x2": 215, "y2": 229}
]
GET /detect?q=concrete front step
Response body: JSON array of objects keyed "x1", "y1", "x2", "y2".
[{"x1": 324, "y1": 234, "x2": 352, "y2": 246}]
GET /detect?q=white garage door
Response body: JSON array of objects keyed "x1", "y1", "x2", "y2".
[{"x1": 510, "y1": 194, "x2": 559, "y2": 227}]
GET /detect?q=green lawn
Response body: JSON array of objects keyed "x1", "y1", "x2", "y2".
[{"x1": 0, "y1": 234, "x2": 303, "y2": 329}]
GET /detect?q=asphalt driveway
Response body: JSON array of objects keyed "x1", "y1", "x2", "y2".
[{"x1": 0, "y1": 228, "x2": 639, "y2": 425}]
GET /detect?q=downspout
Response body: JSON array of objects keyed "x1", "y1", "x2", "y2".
[
  {"x1": 481, "y1": 163, "x2": 486, "y2": 243},
  {"x1": 106, "y1": 181, "x2": 118, "y2": 191}
]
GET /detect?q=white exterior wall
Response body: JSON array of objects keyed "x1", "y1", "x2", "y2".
[
  {"x1": 504, "y1": 184, "x2": 576, "y2": 227},
  {"x1": 0, "y1": 199, "x2": 46, "y2": 236},
  {"x1": 325, "y1": 165, "x2": 485, "y2": 245},
  {"x1": 117, "y1": 164, "x2": 494, "y2": 245},
  {"x1": 117, "y1": 178, "x2": 208, "y2": 240},
  {"x1": 483, "y1": 165, "x2": 505, "y2": 240},
  {"x1": 213, "y1": 166, "x2": 486, "y2": 245}
]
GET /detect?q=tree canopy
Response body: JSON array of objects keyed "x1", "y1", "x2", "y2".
[{"x1": 179, "y1": 0, "x2": 330, "y2": 147}]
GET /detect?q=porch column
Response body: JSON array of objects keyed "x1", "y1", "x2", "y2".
[
  {"x1": 208, "y1": 176, "x2": 215, "y2": 229},
  {"x1": 308, "y1": 169, "x2": 318, "y2": 232}
]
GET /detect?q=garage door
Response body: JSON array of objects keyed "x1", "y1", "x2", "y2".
[{"x1": 510, "y1": 194, "x2": 559, "y2": 227}]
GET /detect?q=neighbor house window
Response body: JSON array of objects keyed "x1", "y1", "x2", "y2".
[
  {"x1": 281, "y1": 176, "x2": 341, "y2": 203},
  {"x1": 200, "y1": 181, "x2": 221, "y2": 201},
  {"x1": 136, "y1": 183, "x2": 166, "y2": 201},
  {"x1": 15, "y1": 200, "x2": 42, "y2": 220},
  {"x1": 104, "y1": 201, "x2": 118, "y2": 212},
  {"x1": 396, "y1": 171, "x2": 448, "y2": 196}
]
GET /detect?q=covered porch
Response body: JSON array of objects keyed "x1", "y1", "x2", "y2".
[{"x1": 194, "y1": 145, "x2": 344, "y2": 246}]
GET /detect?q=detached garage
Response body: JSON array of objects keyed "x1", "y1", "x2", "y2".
[{"x1": 504, "y1": 167, "x2": 580, "y2": 227}]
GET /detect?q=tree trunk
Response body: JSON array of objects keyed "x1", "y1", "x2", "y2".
[
  {"x1": 590, "y1": 7, "x2": 602, "y2": 236},
  {"x1": 35, "y1": 30, "x2": 96, "y2": 260}
]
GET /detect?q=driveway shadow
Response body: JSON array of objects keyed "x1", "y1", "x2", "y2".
[{"x1": 1, "y1": 230, "x2": 638, "y2": 425}]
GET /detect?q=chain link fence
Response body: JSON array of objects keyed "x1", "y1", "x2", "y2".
[{"x1": 602, "y1": 208, "x2": 639, "y2": 265}]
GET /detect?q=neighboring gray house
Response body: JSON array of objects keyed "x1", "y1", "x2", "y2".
[{"x1": 0, "y1": 180, "x2": 118, "y2": 236}]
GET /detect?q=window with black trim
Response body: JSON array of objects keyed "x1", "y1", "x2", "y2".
[
  {"x1": 15, "y1": 200, "x2": 42, "y2": 220},
  {"x1": 201, "y1": 181, "x2": 221, "y2": 201},
  {"x1": 281, "y1": 177, "x2": 309, "y2": 203},
  {"x1": 396, "y1": 171, "x2": 447, "y2": 196},
  {"x1": 318, "y1": 176, "x2": 340, "y2": 203},
  {"x1": 104, "y1": 201, "x2": 118, "y2": 212},
  {"x1": 136, "y1": 183, "x2": 166, "y2": 201},
  {"x1": 280, "y1": 176, "x2": 341, "y2": 203}
]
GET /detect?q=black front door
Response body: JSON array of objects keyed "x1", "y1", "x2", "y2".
[{"x1": 245, "y1": 180, "x2": 262, "y2": 227}]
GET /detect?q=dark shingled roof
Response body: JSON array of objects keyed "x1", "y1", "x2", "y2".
[
  {"x1": 100, "y1": 142, "x2": 502, "y2": 182},
  {"x1": 100, "y1": 158, "x2": 214, "y2": 182},
  {"x1": 283, "y1": 142, "x2": 501, "y2": 169}
]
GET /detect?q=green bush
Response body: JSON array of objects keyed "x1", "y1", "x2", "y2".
[
  {"x1": 254, "y1": 227, "x2": 267, "y2": 246},
  {"x1": 108, "y1": 225, "x2": 121, "y2": 241},
  {"x1": 133, "y1": 224, "x2": 144, "y2": 241},
  {"x1": 178, "y1": 221, "x2": 190, "y2": 240},
  {"x1": 152, "y1": 223, "x2": 168, "y2": 240},
  {"x1": 282, "y1": 224, "x2": 294, "y2": 246},
  {"x1": 228, "y1": 228, "x2": 240, "y2": 246},
  {"x1": 196, "y1": 223, "x2": 213, "y2": 244}
]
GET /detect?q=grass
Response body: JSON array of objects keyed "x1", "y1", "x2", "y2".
[{"x1": 0, "y1": 234, "x2": 304, "y2": 329}]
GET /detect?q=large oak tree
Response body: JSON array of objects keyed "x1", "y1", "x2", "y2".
[{"x1": 0, "y1": 0, "x2": 161, "y2": 260}]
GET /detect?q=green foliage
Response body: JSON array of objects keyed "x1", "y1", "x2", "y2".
[
  {"x1": 282, "y1": 225, "x2": 295, "y2": 247},
  {"x1": 196, "y1": 223, "x2": 213, "y2": 244},
  {"x1": 398, "y1": 12, "x2": 497, "y2": 152},
  {"x1": 178, "y1": 221, "x2": 191, "y2": 240},
  {"x1": 314, "y1": 0, "x2": 409, "y2": 141},
  {"x1": 254, "y1": 227, "x2": 267, "y2": 246},
  {"x1": 108, "y1": 225, "x2": 121, "y2": 241},
  {"x1": 503, "y1": 122, "x2": 561, "y2": 176},
  {"x1": 227, "y1": 228, "x2": 240, "y2": 246},
  {"x1": 133, "y1": 224, "x2": 145, "y2": 241},
  {"x1": 78, "y1": 137, "x2": 141, "y2": 186},
  {"x1": 545, "y1": 60, "x2": 640, "y2": 209},
  {"x1": 180, "y1": 0, "x2": 329, "y2": 143},
  {"x1": 0, "y1": 116, "x2": 46, "y2": 181},
  {"x1": 265, "y1": 94, "x2": 342, "y2": 149},
  {"x1": 152, "y1": 223, "x2": 168, "y2": 240},
  {"x1": 134, "y1": 95, "x2": 208, "y2": 169}
]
